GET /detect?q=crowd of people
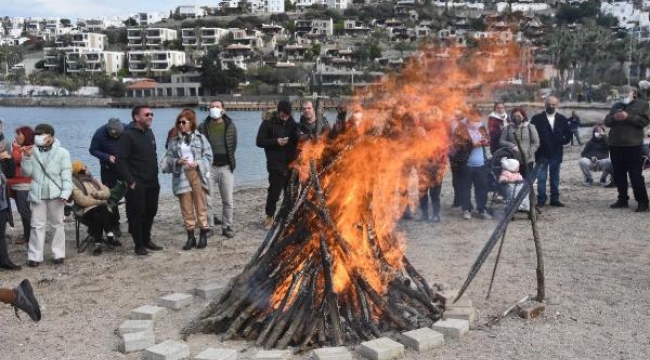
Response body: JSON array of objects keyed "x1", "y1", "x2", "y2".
[{"x1": 0, "y1": 91, "x2": 648, "y2": 273}]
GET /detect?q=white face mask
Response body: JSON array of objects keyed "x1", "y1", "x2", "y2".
[
  {"x1": 34, "y1": 134, "x2": 48, "y2": 146},
  {"x1": 622, "y1": 96, "x2": 633, "y2": 105},
  {"x1": 594, "y1": 133, "x2": 602, "y2": 138},
  {"x1": 209, "y1": 108, "x2": 222, "y2": 119},
  {"x1": 353, "y1": 112, "x2": 362, "y2": 123}
]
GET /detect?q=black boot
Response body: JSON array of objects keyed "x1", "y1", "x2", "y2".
[
  {"x1": 197, "y1": 229, "x2": 208, "y2": 249},
  {"x1": 183, "y1": 230, "x2": 196, "y2": 251}
]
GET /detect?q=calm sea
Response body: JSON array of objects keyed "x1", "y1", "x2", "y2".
[{"x1": 0, "y1": 107, "x2": 333, "y2": 195}]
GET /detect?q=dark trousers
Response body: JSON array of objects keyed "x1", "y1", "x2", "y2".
[
  {"x1": 125, "y1": 184, "x2": 159, "y2": 248},
  {"x1": 458, "y1": 165, "x2": 489, "y2": 213},
  {"x1": 570, "y1": 129, "x2": 582, "y2": 146},
  {"x1": 13, "y1": 189, "x2": 30, "y2": 241},
  {"x1": 610, "y1": 145, "x2": 649, "y2": 204},
  {"x1": 536, "y1": 158, "x2": 561, "y2": 204},
  {"x1": 0, "y1": 210, "x2": 13, "y2": 265},
  {"x1": 100, "y1": 167, "x2": 121, "y2": 229},
  {"x1": 419, "y1": 185, "x2": 441, "y2": 218},
  {"x1": 451, "y1": 164, "x2": 461, "y2": 207},
  {"x1": 82, "y1": 204, "x2": 118, "y2": 243},
  {"x1": 265, "y1": 170, "x2": 289, "y2": 218}
]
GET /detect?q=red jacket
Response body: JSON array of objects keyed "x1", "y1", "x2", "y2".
[{"x1": 7, "y1": 142, "x2": 31, "y2": 187}]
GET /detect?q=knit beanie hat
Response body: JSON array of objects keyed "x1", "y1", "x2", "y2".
[
  {"x1": 71, "y1": 160, "x2": 85, "y2": 176},
  {"x1": 34, "y1": 123, "x2": 55, "y2": 136},
  {"x1": 501, "y1": 158, "x2": 520, "y2": 173},
  {"x1": 107, "y1": 118, "x2": 124, "y2": 137}
]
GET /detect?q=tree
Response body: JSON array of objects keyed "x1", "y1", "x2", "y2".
[
  {"x1": 123, "y1": 17, "x2": 137, "y2": 27},
  {"x1": 284, "y1": 0, "x2": 296, "y2": 11},
  {"x1": 98, "y1": 77, "x2": 127, "y2": 97},
  {"x1": 199, "y1": 49, "x2": 246, "y2": 95},
  {"x1": 60, "y1": 18, "x2": 71, "y2": 27},
  {"x1": 393, "y1": 41, "x2": 415, "y2": 58}
]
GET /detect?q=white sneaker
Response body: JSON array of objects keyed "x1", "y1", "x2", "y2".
[
  {"x1": 462, "y1": 211, "x2": 472, "y2": 220},
  {"x1": 480, "y1": 212, "x2": 493, "y2": 220}
]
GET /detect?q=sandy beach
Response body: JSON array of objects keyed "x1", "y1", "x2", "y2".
[{"x1": 2, "y1": 130, "x2": 650, "y2": 359}]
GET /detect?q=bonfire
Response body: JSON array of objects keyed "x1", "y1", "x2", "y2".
[{"x1": 182, "y1": 43, "x2": 525, "y2": 350}]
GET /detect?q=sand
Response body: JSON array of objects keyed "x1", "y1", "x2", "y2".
[{"x1": 2, "y1": 127, "x2": 650, "y2": 359}]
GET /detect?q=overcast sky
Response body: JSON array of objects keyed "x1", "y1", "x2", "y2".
[{"x1": 2, "y1": 0, "x2": 181, "y2": 19}]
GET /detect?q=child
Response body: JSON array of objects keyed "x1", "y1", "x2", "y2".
[{"x1": 499, "y1": 158, "x2": 530, "y2": 212}]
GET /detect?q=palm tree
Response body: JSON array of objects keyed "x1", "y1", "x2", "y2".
[{"x1": 142, "y1": 54, "x2": 153, "y2": 77}]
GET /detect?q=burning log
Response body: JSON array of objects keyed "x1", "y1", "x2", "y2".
[{"x1": 181, "y1": 131, "x2": 445, "y2": 350}]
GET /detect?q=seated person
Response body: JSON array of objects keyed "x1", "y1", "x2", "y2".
[
  {"x1": 578, "y1": 125, "x2": 613, "y2": 187},
  {"x1": 71, "y1": 160, "x2": 119, "y2": 255},
  {"x1": 499, "y1": 158, "x2": 530, "y2": 212}
]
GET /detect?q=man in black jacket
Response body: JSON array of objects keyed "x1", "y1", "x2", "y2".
[
  {"x1": 197, "y1": 100, "x2": 237, "y2": 238},
  {"x1": 256, "y1": 100, "x2": 300, "y2": 229},
  {"x1": 116, "y1": 105, "x2": 162, "y2": 256},
  {"x1": 531, "y1": 95, "x2": 572, "y2": 207},
  {"x1": 605, "y1": 86, "x2": 650, "y2": 212},
  {"x1": 298, "y1": 100, "x2": 328, "y2": 139}
]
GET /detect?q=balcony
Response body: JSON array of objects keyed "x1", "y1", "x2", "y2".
[
  {"x1": 128, "y1": 40, "x2": 144, "y2": 47},
  {"x1": 146, "y1": 40, "x2": 164, "y2": 47},
  {"x1": 183, "y1": 39, "x2": 198, "y2": 46},
  {"x1": 129, "y1": 54, "x2": 145, "y2": 62},
  {"x1": 201, "y1": 30, "x2": 217, "y2": 37},
  {"x1": 127, "y1": 30, "x2": 142, "y2": 38},
  {"x1": 86, "y1": 54, "x2": 101, "y2": 62},
  {"x1": 152, "y1": 55, "x2": 170, "y2": 62},
  {"x1": 146, "y1": 30, "x2": 162, "y2": 38}
]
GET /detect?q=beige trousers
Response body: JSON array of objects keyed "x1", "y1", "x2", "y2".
[{"x1": 178, "y1": 168, "x2": 208, "y2": 231}]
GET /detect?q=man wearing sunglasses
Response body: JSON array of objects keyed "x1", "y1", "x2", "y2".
[{"x1": 116, "y1": 105, "x2": 163, "y2": 256}]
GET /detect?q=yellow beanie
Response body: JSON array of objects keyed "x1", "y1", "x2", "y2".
[{"x1": 71, "y1": 160, "x2": 85, "y2": 176}]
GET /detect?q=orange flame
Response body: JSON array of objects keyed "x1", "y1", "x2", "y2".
[{"x1": 270, "y1": 42, "x2": 522, "y2": 310}]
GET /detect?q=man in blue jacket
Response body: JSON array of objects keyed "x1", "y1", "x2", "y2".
[
  {"x1": 530, "y1": 96, "x2": 572, "y2": 207},
  {"x1": 89, "y1": 118, "x2": 127, "y2": 240}
]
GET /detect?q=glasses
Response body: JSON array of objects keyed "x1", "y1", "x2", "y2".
[
  {"x1": 177, "y1": 120, "x2": 189, "y2": 126},
  {"x1": 143, "y1": 112, "x2": 154, "y2": 117}
]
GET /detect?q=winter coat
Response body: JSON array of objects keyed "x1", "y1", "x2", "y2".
[
  {"x1": 530, "y1": 111, "x2": 572, "y2": 163},
  {"x1": 567, "y1": 116, "x2": 581, "y2": 131},
  {"x1": 72, "y1": 175, "x2": 110, "y2": 216},
  {"x1": 116, "y1": 122, "x2": 159, "y2": 187},
  {"x1": 89, "y1": 123, "x2": 127, "y2": 173},
  {"x1": 299, "y1": 115, "x2": 329, "y2": 139},
  {"x1": 581, "y1": 136, "x2": 610, "y2": 160},
  {"x1": 21, "y1": 138, "x2": 72, "y2": 203},
  {"x1": 160, "y1": 131, "x2": 213, "y2": 196},
  {"x1": 487, "y1": 112, "x2": 508, "y2": 154},
  {"x1": 499, "y1": 122, "x2": 540, "y2": 165},
  {"x1": 256, "y1": 114, "x2": 300, "y2": 174},
  {"x1": 197, "y1": 115, "x2": 237, "y2": 171},
  {"x1": 7, "y1": 142, "x2": 30, "y2": 188},
  {"x1": 604, "y1": 99, "x2": 650, "y2": 147},
  {"x1": 449, "y1": 120, "x2": 490, "y2": 168}
]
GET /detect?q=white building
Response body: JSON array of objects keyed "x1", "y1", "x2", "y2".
[
  {"x1": 128, "y1": 50, "x2": 186, "y2": 74},
  {"x1": 294, "y1": 18, "x2": 334, "y2": 37},
  {"x1": 326, "y1": 0, "x2": 348, "y2": 10},
  {"x1": 182, "y1": 27, "x2": 229, "y2": 49},
  {"x1": 10, "y1": 17, "x2": 25, "y2": 29},
  {"x1": 264, "y1": 0, "x2": 285, "y2": 13},
  {"x1": 43, "y1": 32, "x2": 111, "y2": 73},
  {"x1": 128, "y1": 28, "x2": 178, "y2": 50},
  {"x1": 295, "y1": 0, "x2": 325, "y2": 8},
  {"x1": 25, "y1": 20, "x2": 42, "y2": 35},
  {"x1": 134, "y1": 12, "x2": 165, "y2": 26},
  {"x1": 178, "y1": 5, "x2": 207, "y2": 18},
  {"x1": 65, "y1": 51, "x2": 125, "y2": 75},
  {"x1": 495, "y1": 2, "x2": 548, "y2": 13},
  {"x1": 601, "y1": 1, "x2": 650, "y2": 29}
]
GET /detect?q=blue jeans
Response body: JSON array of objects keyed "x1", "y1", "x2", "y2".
[{"x1": 536, "y1": 158, "x2": 561, "y2": 204}]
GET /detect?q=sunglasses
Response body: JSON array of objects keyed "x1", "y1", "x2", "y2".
[
  {"x1": 143, "y1": 112, "x2": 154, "y2": 117},
  {"x1": 177, "y1": 120, "x2": 190, "y2": 126}
]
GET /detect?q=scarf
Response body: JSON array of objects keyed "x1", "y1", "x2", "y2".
[
  {"x1": 76, "y1": 173, "x2": 102, "y2": 191},
  {"x1": 489, "y1": 111, "x2": 508, "y2": 127}
]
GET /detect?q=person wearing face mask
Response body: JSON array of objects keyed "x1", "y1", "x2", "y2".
[
  {"x1": 499, "y1": 107, "x2": 539, "y2": 176},
  {"x1": 21, "y1": 123, "x2": 72, "y2": 266},
  {"x1": 89, "y1": 118, "x2": 127, "y2": 239},
  {"x1": 116, "y1": 105, "x2": 163, "y2": 256},
  {"x1": 163, "y1": 109, "x2": 213, "y2": 250},
  {"x1": 8, "y1": 126, "x2": 34, "y2": 246},
  {"x1": 604, "y1": 86, "x2": 650, "y2": 212},
  {"x1": 256, "y1": 100, "x2": 300, "y2": 229},
  {"x1": 487, "y1": 102, "x2": 509, "y2": 154},
  {"x1": 451, "y1": 110, "x2": 492, "y2": 220},
  {"x1": 577, "y1": 125, "x2": 613, "y2": 187},
  {"x1": 71, "y1": 160, "x2": 118, "y2": 255},
  {"x1": 530, "y1": 95, "x2": 572, "y2": 207},
  {"x1": 197, "y1": 100, "x2": 237, "y2": 239}
]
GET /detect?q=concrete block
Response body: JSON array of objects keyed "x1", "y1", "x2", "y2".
[
  {"x1": 444, "y1": 307, "x2": 478, "y2": 330},
  {"x1": 118, "y1": 319, "x2": 155, "y2": 335},
  {"x1": 396, "y1": 328, "x2": 444, "y2": 352},
  {"x1": 194, "y1": 283, "x2": 225, "y2": 300},
  {"x1": 158, "y1": 293, "x2": 193, "y2": 310},
  {"x1": 120, "y1": 331, "x2": 155, "y2": 353},
  {"x1": 431, "y1": 318, "x2": 469, "y2": 340},
  {"x1": 194, "y1": 348, "x2": 238, "y2": 360},
  {"x1": 358, "y1": 337, "x2": 405, "y2": 360},
  {"x1": 144, "y1": 340, "x2": 190, "y2": 360},
  {"x1": 313, "y1": 347, "x2": 353, "y2": 360},
  {"x1": 435, "y1": 290, "x2": 459, "y2": 306},
  {"x1": 252, "y1": 350, "x2": 291, "y2": 360},
  {"x1": 130, "y1": 305, "x2": 168, "y2": 321},
  {"x1": 518, "y1": 302, "x2": 545, "y2": 319}
]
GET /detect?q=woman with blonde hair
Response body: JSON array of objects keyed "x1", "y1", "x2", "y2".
[{"x1": 161, "y1": 109, "x2": 213, "y2": 250}]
